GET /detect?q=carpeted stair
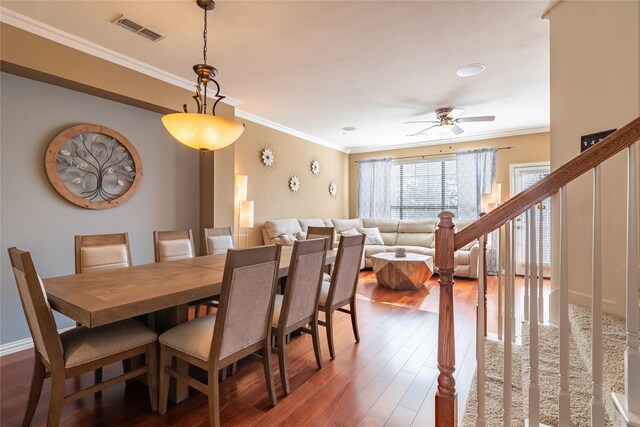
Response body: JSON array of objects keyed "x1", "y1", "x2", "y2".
[{"x1": 463, "y1": 304, "x2": 628, "y2": 426}]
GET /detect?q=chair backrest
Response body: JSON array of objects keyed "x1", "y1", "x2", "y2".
[
  {"x1": 325, "y1": 234, "x2": 365, "y2": 307},
  {"x1": 8, "y1": 248, "x2": 63, "y2": 367},
  {"x1": 211, "y1": 245, "x2": 281, "y2": 362},
  {"x1": 204, "y1": 227, "x2": 234, "y2": 255},
  {"x1": 307, "y1": 226, "x2": 335, "y2": 251},
  {"x1": 75, "y1": 233, "x2": 132, "y2": 273},
  {"x1": 279, "y1": 238, "x2": 327, "y2": 330},
  {"x1": 154, "y1": 230, "x2": 195, "y2": 262}
]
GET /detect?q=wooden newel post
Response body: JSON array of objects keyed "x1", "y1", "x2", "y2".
[{"x1": 435, "y1": 211, "x2": 457, "y2": 426}]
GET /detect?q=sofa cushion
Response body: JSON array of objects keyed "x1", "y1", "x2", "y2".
[
  {"x1": 298, "y1": 218, "x2": 326, "y2": 232},
  {"x1": 396, "y1": 232, "x2": 434, "y2": 248},
  {"x1": 398, "y1": 219, "x2": 437, "y2": 233},
  {"x1": 263, "y1": 219, "x2": 302, "y2": 242},
  {"x1": 362, "y1": 218, "x2": 399, "y2": 245},
  {"x1": 358, "y1": 227, "x2": 385, "y2": 245},
  {"x1": 364, "y1": 245, "x2": 390, "y2": 258},
  {"x1": 273, "y1": 234, "x2": 296, "y2": 246},
  {"x1": 331, "y1": 218, "x2": 363, "y2": 234},
  {"x1": 456, "y1": 250, "x2": 471, "y2": 264},
  {"x1": 395, "y1": 245, "x2": 432, "y2": 257},
  {"x1": 396, "y1": 219, "x2": 436, "y2": 248}
]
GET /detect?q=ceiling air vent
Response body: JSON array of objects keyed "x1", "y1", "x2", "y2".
[{"x1": 113, "y1": 15, "x2": 165, "y2": 42}]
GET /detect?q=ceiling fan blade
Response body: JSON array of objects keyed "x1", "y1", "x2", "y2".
[
  {"x1": 451, "y1": 124, "x2": 464, "y2": 135},
  {"x1": 445, "y1": 108, "x2": 464, "y2": 119},
  {"x1": 407, "y1": 124, "x2": 438, "y2": 137},
  {"x1": 404, "y1": 120, "x2": 439, "y2": 124},
  {"x1": 456, "y1": 115, "x2": 495, "y2": 123}
]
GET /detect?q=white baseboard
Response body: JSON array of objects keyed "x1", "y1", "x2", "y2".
[{"x1": 0, "y1": 326, "x2": 74, "y2": 357}]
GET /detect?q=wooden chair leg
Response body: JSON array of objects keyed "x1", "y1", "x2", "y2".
[
  {"x1": 230, "y1": 362, "x2": 237, "y2": 375},
  {"x1": 349, "y1": 299, "x2": 360, "y2": 343},
  {"x1": 94, "y1": 368, "x2": 103, "y2": 397},
  {"x1": 325, "y1": 309, "x2": 336, "y2": 360},
  {"x1": 311, "y1": 319, "x2": 323, "y2": 369},
  {"x1": 208, "y1": 366, "x2": 221, "y2": 427},
  {"x1": 277, "y1": 331, "x2": 290, "y2": 395},
  {"x1": 262, "y1": 346, "x2": 278, "y2": 406},
  {"x1": 146, "y1": 343, "x2": 159, "y2": 411},
  {"x1": 23, "y1": 355, "x2": 46, "y2": 427},
  {"x1": 194, "y1": 304, "x2": 201, "y2": 318},
  {"x1": 46, "y1": 372, "x2": 65, "y2": 427},
  {"x1": 158, "y1": 345, "x2": 171, "y2": 415}
]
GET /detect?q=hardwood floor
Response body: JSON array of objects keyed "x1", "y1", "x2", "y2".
[{"x1": 1, "y1": 272, "x2": 547, "y2": 426}]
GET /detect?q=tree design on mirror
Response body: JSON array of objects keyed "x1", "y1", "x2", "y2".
[{"x1": 45, "y1": 124, "x2": 143, "y2": 209}]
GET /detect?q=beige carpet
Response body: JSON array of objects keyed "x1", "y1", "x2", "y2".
[
  {"x1": 463, "y1": 304, "x2": 629, "y2": 426},
  {"x1": 461, "y1": 340, "x2": 525, "y2": 427}
]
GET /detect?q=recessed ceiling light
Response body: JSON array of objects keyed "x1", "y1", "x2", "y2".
[
  {"x1": 456, "y1": 63, "x2": 486, "y2": 77},
  {"x1": 342, "y1": 126, "x2": 357, "y2": 132}
]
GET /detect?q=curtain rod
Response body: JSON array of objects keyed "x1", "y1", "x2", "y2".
[{"x1": 354, "y1": 146, "x2": 514, "y2": 163}]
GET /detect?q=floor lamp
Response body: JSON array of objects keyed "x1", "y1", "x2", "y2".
[
  {"x1": 239, "y1": 200, "x2": 254, "y2": 248},
  {"x1": 235, "y1": 175, "x2": 248, "y2": 247}
]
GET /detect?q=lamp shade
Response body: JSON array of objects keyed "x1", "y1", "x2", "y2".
[
  {"x1": 235, "y1": 175, "x2": 248, "y2": 201},
  {"x1": 239, "y1": 200, "x2": 254, "y2": 228},
  {"x1": 161, "y1": 113, "x2": 244, "y2": 151}
]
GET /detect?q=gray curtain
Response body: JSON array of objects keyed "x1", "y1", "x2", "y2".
[
  {"x1": 357, "y1": 158, "x2": 392, "y2": 219},
  {"x1": 456, "y1": 148, "x2": 497, "y2": 220},
  {"x1": 456, "y1": 148, "x2": 498, "y2": 273}
]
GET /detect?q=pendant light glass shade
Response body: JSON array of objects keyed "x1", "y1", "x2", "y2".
[
  {"x1": 162, "y1": 112, "x2": 244, "y2": 151},
  {"x1": 161, "y1": 0, "x2": 244, "y2": 151}
]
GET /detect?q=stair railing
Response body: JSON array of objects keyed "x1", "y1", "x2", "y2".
[{"x1": 433, "y1": 116, "x2": 640, "y2": 426}]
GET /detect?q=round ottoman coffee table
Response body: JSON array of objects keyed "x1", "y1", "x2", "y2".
[{"x1": 370, "y1": 252, "x2": 434, "y2": 290}]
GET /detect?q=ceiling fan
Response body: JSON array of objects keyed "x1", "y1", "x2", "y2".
[{"x1": 405, "y1": 108, "x2": 495, "y2": 137}]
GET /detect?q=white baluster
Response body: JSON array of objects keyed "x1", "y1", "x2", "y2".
[
  {"x1": 529, "y1": 206, "x2": 540, "y2": 425},
  {"x1": 477, "y1": 234, "x2": 486, "y2": 426},
  {"x1": 624, "y1": 144, "x2": 640, "y2": 414},
  {"x1": 559, "y1": 186, "x2": 571, "y2": 425},
  {"x1": 504, "y1": 220, "x2": 513, "y2": 426},
  {"x1": 591, "y1": 165, "x2": 605, "y2": 426},
  {"x1": 613, "y1": 143, "x2": 640, "y2": 423},
  {"x1": 512, "y1": 220, "x2": 517, "y2": 343},
  {"x1": 538, "y1": 205, "x2": 545, "y2": 323},
  {"x1": 498, "y1": 225, "x2": 504, "y2": 341},
  {"x1": 524, "y1": 211, "x2": 530, "y2": 321}
]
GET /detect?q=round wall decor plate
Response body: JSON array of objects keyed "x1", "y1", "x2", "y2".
[{"x1": 45, "y1": 124, "x2": 143, "y2": 209}]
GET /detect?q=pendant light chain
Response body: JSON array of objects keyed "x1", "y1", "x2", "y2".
[{"x1": 202, "y1": 7, "x2": 208, "y2": 114}]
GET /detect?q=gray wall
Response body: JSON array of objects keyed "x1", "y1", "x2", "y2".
[{"x1": 0, "y1": 72, "x2": 200, "y2": 345}]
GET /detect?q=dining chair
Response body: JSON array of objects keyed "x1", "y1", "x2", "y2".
[
  {"x1": 271, "y1": 238, "x2": 326, "y2": 395},
  {"x1": 75, "y1": 232, "x2": 133, "y2": 386},
  {"x1": 318, "y1": 233, "x2": 365, "y2": 359},
  {"x1": 204, "y1": 227, "x2": 234, "y2": 255},
  {"x1": 74, "y1": 232, "x2": 132, "y2": 273},
  {"x1": 307, "y1": 226, "x2": 335, "y2": 281},
  {"x1": 158, "y1": 245, "x2": 281, "y2": 426},
  {"x1": 153, "y1": 229, "x2": 195, "y2": 263},
  {"x1": 201, "y1": 227, "x2": 235, "y2": 316},
  {"x1": 8, "y1": 247, "x2": 159, "y2": 427}
]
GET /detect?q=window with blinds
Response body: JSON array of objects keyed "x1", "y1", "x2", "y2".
[{"x1": 390, "y1": 158, "x2": 457, "y2": 219}]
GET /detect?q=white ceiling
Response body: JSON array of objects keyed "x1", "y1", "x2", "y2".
[{"x1": 1, "y1": 1, "x2": 552, "y2": 153}]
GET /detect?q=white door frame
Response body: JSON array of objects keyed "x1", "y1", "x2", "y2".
[{"x1": 510, "y1": 162, "x2": 551, "y2": 276}]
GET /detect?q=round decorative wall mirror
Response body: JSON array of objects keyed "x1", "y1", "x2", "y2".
[{"x1": 45, "y1": 124, "x2": 143, "y2": 209}]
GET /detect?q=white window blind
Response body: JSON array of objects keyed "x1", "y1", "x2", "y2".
[{"x1": 390, "y1": 158, "x2": 457, "y2": 220}]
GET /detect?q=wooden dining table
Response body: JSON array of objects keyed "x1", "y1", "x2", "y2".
[{"x1": 43, "y1": 245, "x2": 336, "y2": 402}]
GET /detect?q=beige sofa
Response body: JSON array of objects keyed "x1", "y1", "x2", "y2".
[{"x1": 262, "y1": 217, "x2": 479, "y2": 279}]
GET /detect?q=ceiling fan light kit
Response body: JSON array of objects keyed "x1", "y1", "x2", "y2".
[
  {"x1": 161, "y1": 0, "x2": 245, "y2": 151},
  {"x1": 405, "y1": 107, "x2": 495, "y2": 137}
]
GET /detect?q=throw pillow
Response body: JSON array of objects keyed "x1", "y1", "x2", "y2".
[
  {"x1": 296, "y1": 231, "x2": 307, "y2": 240},
  {"x1": 358, "y1": 227, "x2": 384, "y2": 245},
  {"x1": 340, "y1": 228, "x2": 361, "y2": 237},
  {"x1": 274, "y1": 234, "x2": 296, "y2": 246}
]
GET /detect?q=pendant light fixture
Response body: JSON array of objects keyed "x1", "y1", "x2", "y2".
[{"x1": 161, "y1": 0, "x2": 244, "y2": 151}]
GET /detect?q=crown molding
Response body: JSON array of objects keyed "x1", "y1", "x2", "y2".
[
  {"x1": 347, "y1": 126, "x2": 550, "y2": 154},
  {"x1": 0, "y1": 7, "x2": 241, "y2": 107},
  {"x1": 235, "y1": 110, "x2": 348, "y2": 153}
]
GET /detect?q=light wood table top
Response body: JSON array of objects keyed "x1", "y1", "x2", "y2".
[{"x1": 43, "y1": 246, "x2": 336, "y2": 328}]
